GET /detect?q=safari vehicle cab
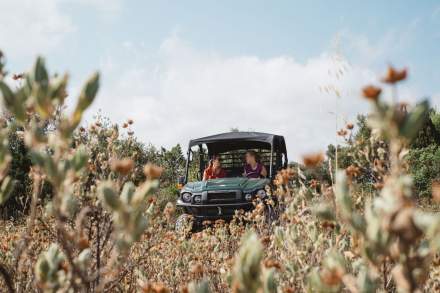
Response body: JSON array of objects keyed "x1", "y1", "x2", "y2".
[{"x1": 176, "y1": 132, "x2": 288, "y2": 228}]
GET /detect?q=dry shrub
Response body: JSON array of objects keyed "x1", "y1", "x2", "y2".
[{"x1": 0, "y1": 52, "x2": 440, "y2": 293}]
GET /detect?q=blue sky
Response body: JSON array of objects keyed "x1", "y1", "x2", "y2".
[{"x1": 1, "y1": 0, "x2": 440, "y2": 159}]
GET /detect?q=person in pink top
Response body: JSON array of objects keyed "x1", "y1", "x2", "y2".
[{"x1": 243, "y1": 150, "x2": 267, "y2": 178}]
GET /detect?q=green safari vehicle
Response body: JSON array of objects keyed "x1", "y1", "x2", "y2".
[{"x1": 176, "y1": 131, "x2": 288, "y2": 229}]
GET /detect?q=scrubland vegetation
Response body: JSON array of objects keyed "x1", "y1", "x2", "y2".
[{"x1": 1, "y1": 50, "x2": 440, "y2": 293}]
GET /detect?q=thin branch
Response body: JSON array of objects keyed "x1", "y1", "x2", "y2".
[
  {"x1": 13, "y1": 170, "x2": 42, "y2": 270},
  {"x1": 0, "y1": 262, "x2": 14, "y2": 293}
]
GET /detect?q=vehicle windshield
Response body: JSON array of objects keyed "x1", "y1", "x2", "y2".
[{"x1": 186, "y1": 145, "x2": 284, "y2": 181}]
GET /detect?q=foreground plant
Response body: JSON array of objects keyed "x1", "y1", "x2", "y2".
[
  {"x1": 0, "y1": 50, "x2": 161, "y2": 292},
  {"x1": 1, "y1": 48, "x2": 440, "y2": 293},
  {"x1": 312, "y1": 67, "x2": 440, "y2": 292}
]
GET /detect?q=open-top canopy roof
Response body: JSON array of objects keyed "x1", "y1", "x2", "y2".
[{"x1": 189, "y1": 131, "x2": 287, "y2": 155}]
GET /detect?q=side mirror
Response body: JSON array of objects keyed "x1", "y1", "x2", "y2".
[{"x1": 177, "y1": 176, "x2": 185, "y2": 189}]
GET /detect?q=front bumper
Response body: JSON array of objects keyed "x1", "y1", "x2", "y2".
[{"x1": 176, "y1": 200, "x2": 254, "y2": 220}]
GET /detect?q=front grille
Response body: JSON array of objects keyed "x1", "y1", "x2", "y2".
[
  {"x1": 189, "y1": 206, "x2": 252, "y2": 218},
  {"x1": 207, "y1": 191, "x2": 237, "y2": 203}
]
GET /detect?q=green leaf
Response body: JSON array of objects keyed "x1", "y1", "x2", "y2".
[
  {"x1": 313, "y1": 203, "x2": 336, "y2": 222},
  {"x1": 131, "y1": 180, "x2": 159, "y2": 206},
  {"x1": 0, "y1": 80, "x2": 26, "y2": 121},
  {"x1": 60, "y1": 193, "x2": 78, "y2": 218},
  {"x1": 188, "y1": 280, "x2": 211, "y2": 293},
  {"x1": 32, "y1": 56, "x2": 49, "y2": 86},
  {"x1": 399, "y1": 100, "x2": 430, "y2": 141},
  {"x1": 262, "y1": 268, "x2": 277, "y2": 293},
  {"x1": 233, "y1": 232, "x2": 263, "y2": 293},
  {"x1": 71, "y1": 146, "x2": 88, "y2": 172},
  {"x1": 120, "y1": 181, "x2": 136, "y2": 204},
  {"x1": 49, "y1": 73, "x2": 68, "y2": 102},
  {"x1": 30, "y1": 151, "x2": 60, "y2": 185},
  {"x1": 0, "y1": 177, "x2": 15, "y2": 205},
  {"x1": 98, "y1": 182, "x2": 121, "y2": 211},
  {"x1": 335, "y1": 171, "x2": 366, "y2": 233},
  {"x1": 0, "y1": 80, "x2": 14, "y2": 107},
  {"x1": 72, "y1": 72, "x2": 100, "y2": 127},
  {"x1": 29, "y1": 151, "x2": 46, "y2": 167}
]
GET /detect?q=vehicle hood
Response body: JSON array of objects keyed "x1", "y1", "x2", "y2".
[{"x1": 182, "y1": 177, "x2": 269, "y2": 193}]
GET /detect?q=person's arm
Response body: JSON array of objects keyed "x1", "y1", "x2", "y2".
[
  {"x1": 260, "y1": 165, "x2": 268, "y2": 178},
  {"x1": 203, "y1": 169, "x2": 209, "y2": 181}
]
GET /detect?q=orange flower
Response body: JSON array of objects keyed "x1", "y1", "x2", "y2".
[
  {"x1": 122, "y1": 122, "x2": 128, "y2": 128},
  {"x1": 309, "y1": 179, "x2": 319, "y2": 189},
  {"x1": 189, "y1": 262, "x2": 204, "y2": 275},
  {"x1": 320, "y1": 266, "x2": 345, "y2": 286},
  {"x1": 346, "y1": 123, "x2": 354, "y2": 130},
  {"x1": 382, "y1": 66, "x2": 407, "y2": 84},
  {"x1": 260, "y1": 235, "x2": 271, "y2": 246},
  {"x1": 321, "y1": 220, "x2": 336, "y2": 230},
  {"x1": 215, "y1": 219, "x2": 226, "y2": 226},
  {"x1": 337, "y1": 129, "x2": 348, "y2": 137},
  {"x1": 275, "y1": 168, "x2": 293, "y2": 185},
  {"x1": 283, "y1": 287, "x2": 296, "y2": 293},
  {"x1": 77, "y1": 236, "x2": 90, "y2": 250},
  {"x1": 346, "y1": 165, "x2": 361, "y2": 178},
  {"x1": 432, "y1": 181, "x2": 440, "y2": 203},
  {"x1": 374, "y1": 182, "x2": 384, "y2": 190},
  {"x1": 138, "y1": 281, "x2": 169, "y2": 293},
  {"x1": 111, "y1": 158, "x2": 134, "y2": 175},
  {"x1": 302, "y1": 153, "x2": 324, "y2": 168},
  {"x1": 143, "y1": 163, "x2": 163, "y2": 179},
  {"x1": 373, "y1": 159, "x2": 387, "y2": 172},
  {"x1": 202, "y1": 220, "x2": 212, "y2": 226},
  {"x1": 263, "y1": 258, "x2": 282, "y2": 270},
  {"x1": 362, "y1": 85, "x2": 382, "y2": 101}
]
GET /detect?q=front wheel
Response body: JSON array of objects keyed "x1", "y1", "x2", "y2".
[
  {"x1": 265, "y1": 204, "x2": 278, "y2": 225},
  {"x1": 175, "y1": 213, "x2": 194, "y2": 234}
]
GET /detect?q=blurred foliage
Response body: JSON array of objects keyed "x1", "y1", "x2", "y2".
[
  {"x1": 319, "y1": 109, "x2": 440, "y2": 197},
  {"x1": 0, "y1": 111, "x2": 185, "y2": 219},
  {"x1": 1, "y1": 51, "x2": 440, "y2": 293}
]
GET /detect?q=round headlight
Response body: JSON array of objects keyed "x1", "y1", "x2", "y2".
[
  {"x1": 245, "y1": 193, "x2": 252, "y2": 201},
  {"x1": 256, "y1": 189, "x2": 266, "y2": 198},
  {"x1": 193, "y1": 195, "x2": 202, "y2": 203},
  {"x1": 182, "y1": 192, "x2": 192, "y2": 203}
]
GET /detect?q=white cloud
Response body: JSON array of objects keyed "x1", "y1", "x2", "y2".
[
  {"x1": 90, "y1": 34, "x2": 381, "y2": 160},
  {"x1": 433, "y1": 93, "x2": 440, "y2": 106},
  {"x1": 0, "y1": 0, "x2": 121, "y2": 59},
  {"x1": 0, "y1": 0, "x2": 76, "y2": 58},
  {"x1": 68, "y1": 0, "x2": 123, "y2": 14},
  {"x1": 338, "y1": 24, "x2": 418, "y2": 68},
  {"x1": 432, "y1": 6, "x2": 440, "y2": 20}
]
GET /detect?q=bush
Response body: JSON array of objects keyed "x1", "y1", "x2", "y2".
[{"x1": 407, "y1": 144, "x2": 440, "y2": 197}]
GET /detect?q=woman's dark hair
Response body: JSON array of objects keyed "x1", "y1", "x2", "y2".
[{"x1": 246, "y1": 150, "x2": 260, "y2": 163}]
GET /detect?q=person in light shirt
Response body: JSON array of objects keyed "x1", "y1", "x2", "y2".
[{"x1": 243, "y1": 150, "x2": 267, "y2": 178}]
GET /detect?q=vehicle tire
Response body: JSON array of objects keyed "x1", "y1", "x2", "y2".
[
  {"x1": 265, "y1": 204, "x2": 278, "y2": 226},
  {"x1": 175, "y1": 214, "x2": 194, "y2": 234}
]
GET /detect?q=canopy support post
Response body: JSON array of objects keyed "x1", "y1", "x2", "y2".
[
  {"x1": 269, "y1": 143, "x2": 274, "y2": 178},
  {"x1": 185, "y1": 148, "x2": 190, "y2": 184}
]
